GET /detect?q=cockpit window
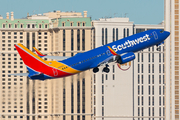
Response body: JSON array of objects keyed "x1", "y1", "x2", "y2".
[{"x1": 160, "y1": 29, "x2": 164, "y2": 33}]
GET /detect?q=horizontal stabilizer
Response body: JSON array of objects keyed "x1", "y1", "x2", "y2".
[
  {"x1": 8, "y1": 73, "x2": 29, "y2": 76},
  {"x1": 42, "y1": 56, "x2": 70, "y2": 60},
  {"x1": 33, "y1": 47, "x2": 69, "y2": 60}
]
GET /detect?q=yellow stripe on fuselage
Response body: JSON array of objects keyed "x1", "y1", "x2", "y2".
[
  {"x1": 17, "y1": 43, "x2": 80, "y2": 74},
  {"x1": 44, "y1": 61, "x2": 81, "y2": 74}
]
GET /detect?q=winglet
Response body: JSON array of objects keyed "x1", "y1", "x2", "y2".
[
  {"x1": 33, "y1": 47, "x2": 46, "y2": 57},
  {"x1": 107, "y1": 46, "x2": 118, "y2": 56}
]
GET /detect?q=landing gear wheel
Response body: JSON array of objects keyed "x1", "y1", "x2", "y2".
[
  {"x1": 103, "y1": 67, "x2": 110, "y2": 73},
  {"x1": 93, "y1": 67, "x2": 99, "y2": 73},
  {"x1": 156, "y1": 48, "x2": 160, "y2": 51}
]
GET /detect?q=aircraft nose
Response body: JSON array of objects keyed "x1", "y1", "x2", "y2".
[{"x1": 164, "y1": 31, "x2": 170, "y2": 37}]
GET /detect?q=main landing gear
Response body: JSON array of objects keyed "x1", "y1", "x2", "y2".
[
  {"x1": 93, "y1": 67, "x2": 99, "y2": 73},
  {"x1": 102, "y1": 64, "x2": 110, "y2": 73},
  {"x1": 93, "y1": 64, "x2": 110, "y2": 73}
]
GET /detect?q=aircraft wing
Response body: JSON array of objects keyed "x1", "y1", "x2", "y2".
[
  {"x1": 90, "y1": 46, "x2": 120, "y2": 68},
  {"x1": 33, "y1": 47, "x2": 70, "y2": 60}
]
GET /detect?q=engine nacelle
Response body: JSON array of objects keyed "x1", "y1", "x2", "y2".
[{"x1": 117, "y1": 52, "x2": 135, "y2": 64}]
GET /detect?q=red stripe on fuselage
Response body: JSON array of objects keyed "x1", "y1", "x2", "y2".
[{"x1": 15, "y1": 45, "x2": 73, "y2": 78}]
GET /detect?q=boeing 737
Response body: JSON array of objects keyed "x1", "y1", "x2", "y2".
[{"x1": 10, "y1": 29, "x2": 170, "y2": 80}]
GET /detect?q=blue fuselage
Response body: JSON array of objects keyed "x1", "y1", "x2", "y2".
[{"x1": 61, "y1": 29, "x2": 170, "y2": 71}]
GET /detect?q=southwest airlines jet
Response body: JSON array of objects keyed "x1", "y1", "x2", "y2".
[{"x1": 10, "y1": 29, "x2": 170, "y2": 80}]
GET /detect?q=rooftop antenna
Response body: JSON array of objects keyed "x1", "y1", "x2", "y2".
[
  {"x1": 33, "y1": 10, "x2": 35, "y2": 15},
  {"x1": 114, "y1": 13, "x2": 117, "y2": 18},
  {"x1": 124, "y1": 13, "x2": 128, "y2": 17}
]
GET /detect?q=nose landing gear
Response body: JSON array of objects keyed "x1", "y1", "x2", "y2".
[{"x1": 156, "y1": 45, "x2": 161, "y2": 51}]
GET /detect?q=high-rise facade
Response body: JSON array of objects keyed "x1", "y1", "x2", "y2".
[
  {"x1": 92, "y1": 18, "x2": 164, "y2": 120},
  {"x1": 165, "y1": 0, "x2": 180, "y2": 120},
  {"x1": 0, "y1": 11, "x2": 93, "y2": 120}
]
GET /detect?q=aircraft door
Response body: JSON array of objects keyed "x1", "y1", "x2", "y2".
[
  {"x1": 52, "y1": 68, "x2": 58, "y2": 76},
  {"x1": 153, "y1": 31, "x2": 158, "y2": 40}
]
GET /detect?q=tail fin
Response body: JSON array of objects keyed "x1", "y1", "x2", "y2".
[
  {"x1": 14, "y1": 43, "x2": 45, "y2": 78},
  {"x1": 33, "y1": 47, "x2": 46, "y2": 57}
]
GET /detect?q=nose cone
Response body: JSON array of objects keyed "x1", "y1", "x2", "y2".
[{"x1": 164, "y1": 31, "x2": 170, "y2": 38}]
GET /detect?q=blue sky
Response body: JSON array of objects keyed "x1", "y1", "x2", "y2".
[{"x1": 0, "y1": 0, "x2": 164, "y2": 24}]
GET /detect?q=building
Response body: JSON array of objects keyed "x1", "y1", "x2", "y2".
[
  {"x1": 165, "y1": 0, "x2": 180, "y2": 120},
  {"x1": 0, "y1": 11, "x2": 93, "y2": 120},
  {"x1": 92, "y1": 17, "x2": 164, "y2": 120}
]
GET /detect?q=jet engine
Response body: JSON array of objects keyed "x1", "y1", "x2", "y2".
[{"x1": 117, "y1": 52, "x2": 135, "y2": 64}]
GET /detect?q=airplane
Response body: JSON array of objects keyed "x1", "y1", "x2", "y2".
[{"x1": 9, "y1": 29, "x2": 170, "y2": 80}]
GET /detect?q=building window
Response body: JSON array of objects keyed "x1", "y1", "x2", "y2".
[
  {"x1": 27, "y1": 24, "x2": 30, "y2": 28},
  {"x1": 27, "y1": 32, "x2": 30, "y2": 49},
  {"x1": 45, "y1": 24, "x2": 48, "y2": 28},
  {"x1": 71, "y1": 29, "x2": 74, "y2": 51},
  {"x1": 94, "y1": 85, "x2": 96, "y2": 94},
  {"x1": 77, "y1": 29, "x2": 80, "y2": 50},
  {"x1": 15, "y1": 24, "x2": 17, "y2": 28},
  {"x1": 138, "y1": 85, "x2": 140, "y2": 95},
  {"x1": 39, "y1": 24, "x2": 41, "y2": 28},
  {"x1": 127, "y1": 28, "x2": 129, "y2": 37},
  {"x1": 102, "y1": 85, "x2": 104, "y2": 94},
  {"x1": 3, "y1": 24, "x2": 5, "y2": 28},
  {"x1": 82, "y1": 22, "x2": 85, "y2": 26},
  {"x1": 159, "y1": 86, "x2": 161, "y2": 95},
  {"x1": 152, "y1": 86, "x2": 154, "y2": 95},
  {"x1": 136, "y1": 29, "x2": 145, "y2": 33},
  {"x1": 102, "y1": 28, "x2": 104, "y2": 45},
  {"x1": 94, "y1": 96, "x2": 96, "y2": 105},
  {"x1": 70, "y1": 22, "x2": 73, "y2": 26},
  {"x1": 102, "y1": 107, "x2": 104, "y2": 116},
  {"x1": 77, "y1": 22, "x2": 80, "y2": 26},
  {"x1": 123, "y1": 28, "x2": 126, "y2": 38},
  {"x1": 62, "y1": 22, "x2": 65, "y2": 27},
  {"x1": 141, "y1": 53, "x2": 143, "y2": 62},
  {"x1": 105, "y1": 28, "x2": 107, "y2": 44},
  {"x1": 113, "y1": 28, "x2": 115, "y2": 42},
  {"x1": 102, "y1": 74, "x2": 104, "y2": 83},
  {"x1": 116, "y1": 28, "x2": 118, "y2": 40},
  {"x1": 102, "y1": 96, "x2": 104, "y2": 105},
  {"x1": 159, "y1": 53, "x2": 161, "y2": 62},
  {"x1": 63, "y1": 29, "x2": 66, "y2": 56},
  {"x1": 21, "y1": 24, "x2": 23, "y2": 28},
  {"x1": 9, "y1": 24, "x2": 11, "y2": 28},
  {"x1": 138, "y1": 75, "x2": 140, "y2": 84},
  {"x1": 159, "y1": 64, "x2": 161, "y2": 73},
  {"x1": 148, "y1": 64, "x2": 150, "y2": 73},
  {"x1": 82, "y1": 29, "x2": 85, "y2": 50}
]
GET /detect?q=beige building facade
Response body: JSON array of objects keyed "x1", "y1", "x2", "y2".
[
  {"x1": 0, "y1": 11, "x2": 93, "y2": 120},
  {"x1": 165, "y1": 0, "x2": 180, "y2": 120},
  {"x1": 92, "y1": 18, "x2": 164, "y2": 120}
]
